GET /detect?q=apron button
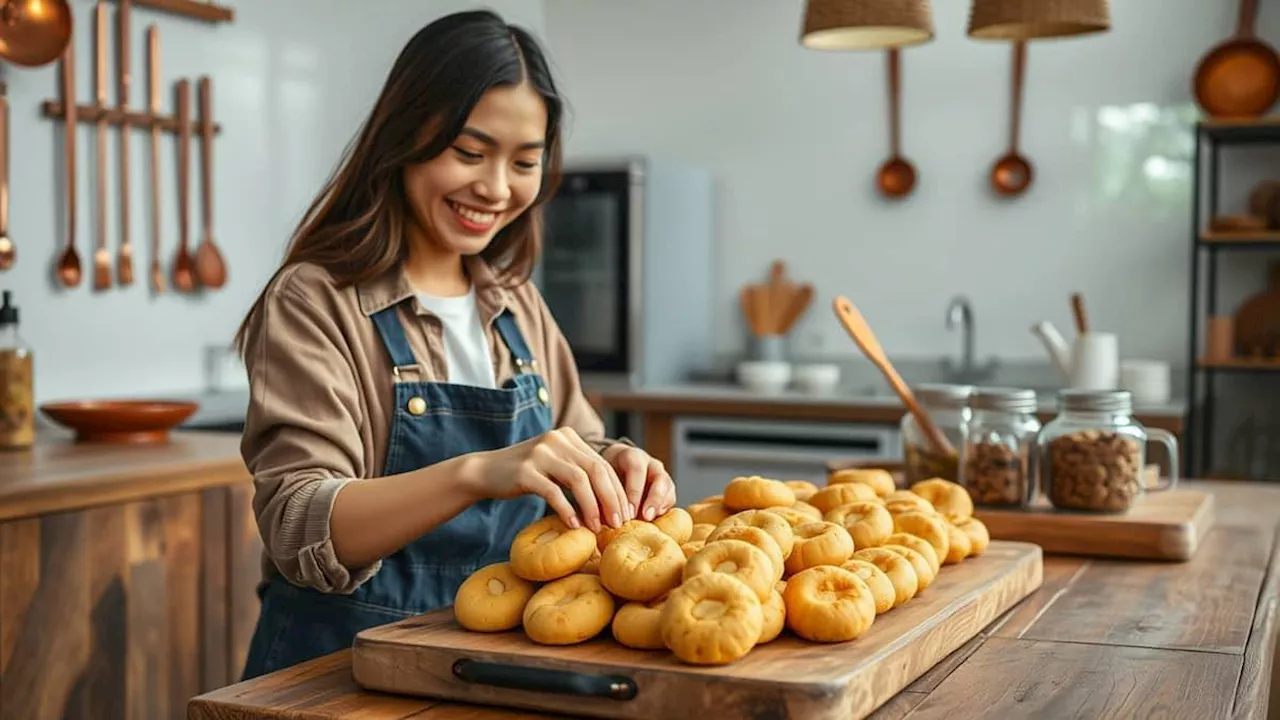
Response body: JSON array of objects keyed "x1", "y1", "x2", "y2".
[
  {"x1": 537, "y1": 387, "x2": 549, "y2": 406},
  {"x1": 406, "y1": 397, "x2": 427, "y2": 415}
]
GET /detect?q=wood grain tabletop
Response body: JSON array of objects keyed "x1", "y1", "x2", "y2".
[{"x1": 186, "y1": 479, "x2": 1280, "y2": 719}]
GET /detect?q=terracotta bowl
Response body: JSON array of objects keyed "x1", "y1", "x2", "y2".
[{"x1": 39, "y1": 400, "x2": 200, "y2": 444}]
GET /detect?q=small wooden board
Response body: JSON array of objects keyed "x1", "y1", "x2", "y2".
[
  {"x1": 975, "y1": 489, "x2": 1215, "y2": 562},
  {"x1": 351, "y1": 541, "x2": 1043, "y2": 720}
]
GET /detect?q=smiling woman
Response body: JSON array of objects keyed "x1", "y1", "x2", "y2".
[{"x1": 229, "y1": 10, "x2": 678, "y2": 682}]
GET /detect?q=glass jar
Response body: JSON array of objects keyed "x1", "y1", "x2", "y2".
[
  {"x1": 900, "y1": 383, "x2": 972, "y2": 484},
  {"x1": 1036, "y1": 389, "x2": 1179, "y2": 513},
  {"x1": 960, "y1": 387, "x2": 1041, "y2": 508}
]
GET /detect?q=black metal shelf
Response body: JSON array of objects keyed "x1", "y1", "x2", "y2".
[{"x1": 1199, "y1": 117, "x2": 1280, "y2": 144}]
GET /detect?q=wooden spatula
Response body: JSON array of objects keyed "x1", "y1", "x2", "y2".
[{"x1": 832, "y1": 295, "x2": 955, "y2": 456}]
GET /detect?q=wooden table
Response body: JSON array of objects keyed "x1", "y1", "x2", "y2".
[
  {"x1": 0, "y1": 428, "x2": 262, "y2": 720},
  {"x1": 187, "y1": 479, "x2": 1280, "y2": 720}
]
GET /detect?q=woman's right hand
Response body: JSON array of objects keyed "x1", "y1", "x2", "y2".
[{"x1": 464, "y1": 427, "x2": 631, "y2": 533}]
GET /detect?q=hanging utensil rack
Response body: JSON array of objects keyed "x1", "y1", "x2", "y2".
[{"x1": 107, "y1": 0, "x2": 234, "y2": 24}]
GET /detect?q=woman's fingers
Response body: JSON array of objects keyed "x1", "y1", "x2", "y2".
[
  {"x1": 524, "y1": 471, "x2": 581, "y2": 530},
  {"x1": 532, "y1": 443, "x2": 602, "y2": 532},
  {"x1": 641, "y1": 463, "x2": 677, "y2": 521},
  {"x1": 558, "y1": 430, "x2": 629, "y2": 527}
]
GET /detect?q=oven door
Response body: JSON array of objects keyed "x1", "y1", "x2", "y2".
[{"x1": 535, "y1": 169, "x2": 633, "y2": 375}]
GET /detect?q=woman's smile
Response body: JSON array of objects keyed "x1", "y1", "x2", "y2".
[{"x1": 446, "y1": 198, "x2": 500, "y2": 233}]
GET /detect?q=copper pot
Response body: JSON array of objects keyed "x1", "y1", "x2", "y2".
[{"x1": 0, "y1": 0, "x2": 73, "y2": 67}]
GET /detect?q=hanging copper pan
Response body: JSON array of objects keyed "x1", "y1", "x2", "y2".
[
  {"x1": 0, "y1": 0, "x2": 73, "y2": 67},
  {"x1": 1193, "y1": 0, "x2": 1280, "y2": 119}
]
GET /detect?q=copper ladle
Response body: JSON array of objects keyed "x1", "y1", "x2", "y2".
[
  {"x1": 55, "y1": 37, "x2": 81, "y2": 288},
  {"x1": 172, "y1": 79, "x2": 196, "y2": 292},
  {"x1": 0, "y1": 83, "x2": 13, "y2": 271},
  {"x1": 876, "y1": 48, "x2": 916, "y2": 199},
  {"x1": 991, "y1": 41, "x2": 1033, "y2": 196},
  {"x1": 0, "y1": 0, "x2": 73, "y2": 67},
  {"x1": 193, "y1": 75, "x2": 226, "y2": 289}
]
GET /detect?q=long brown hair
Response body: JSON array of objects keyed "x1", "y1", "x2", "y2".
[{"x1": 234, "y1": 10, "x2": 564, "y2": 355}]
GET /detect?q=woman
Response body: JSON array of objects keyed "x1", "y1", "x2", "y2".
[{"x1": 233, "y1": 9, "x2": 676, "y2": 680}]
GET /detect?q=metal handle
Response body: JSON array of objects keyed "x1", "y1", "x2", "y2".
[
  {"x1": 452, "y1": 659, "x2": 637, "y2": 701},
  {"x1": 1145, "y1": 428, "x2": 1179, "y2": 491},
  {"x1": 686, "y1": 446, "x2": 885, "y2": 468}
]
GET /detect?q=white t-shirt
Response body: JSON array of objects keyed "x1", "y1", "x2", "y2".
[{"x1": 415, "y1": 287, "x2": 497, "y2": 389}]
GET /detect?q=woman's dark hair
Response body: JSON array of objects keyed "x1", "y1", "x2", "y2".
[{"x1": 233, "y1": 9, "x2": 563, "y2": 354}]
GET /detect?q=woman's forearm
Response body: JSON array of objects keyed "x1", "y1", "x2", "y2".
[{"x1": 329, "y1": 453, "x2": 485, "y2": 569}]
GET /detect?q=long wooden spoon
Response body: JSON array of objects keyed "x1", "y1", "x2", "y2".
[
  {"x1": 147, "y1": 25, "x2": 163, "y2": 294},
  {"x1": 832, "y1": 295, "x2": 954, "y2": 456},
  {"x1": 193, "y1": 75, "x2": 226, "y2": 288},
  {"x1": 92, "y1": 2, "x2": 111, "y2": 292},
  {"x1": 55, "y1": 36, "x2": 81, "y2": 288},
  {"x1": 0, "y1": 83, "x2": 13, "y2": 272},
  {"x1": 115, "y1": 0, "x2": 133, "y2": 287},
  {"x1": 172, "y1": 78, "x2": 195, "y2": 292}
]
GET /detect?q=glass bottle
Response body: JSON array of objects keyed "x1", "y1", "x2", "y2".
[
  {"x1": 1036, "y1": 389, "x2": 1179, "y2": 513},
  {"x1": 960, "y1": 387, "x2": 1041, "y2": 508},
  {"x1": 0, "y1": 291, "x2": 34, "y2": 450},
  {"x1": 900, "y1": 383, "x2": 972, "y2": 484}
]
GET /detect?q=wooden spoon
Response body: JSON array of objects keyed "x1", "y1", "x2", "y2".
[
  {"x1": 115, "y1": 0, "x2": 133, "y2": 287},
  {"x1": 832, "y1": 295, "x2": 954, "y2": 456},
  {"x1": 0, "y1": 83, "x2": 13, "y2": 272},
  {"x1": 193, "y1": 75, "x2": 226, "y2": 289},
  {"x1": 876, "y1": 48, "x2": 916, "y2": 199},
  {"x1": 55, "y1": 37, "x2": 81, "y2": 288},
  {"x1": 92, "y1": 2, "x2": 112, "y2": 292},
  {"x1": 1070, "y1": 292, "x2": 1088, "y2": 335},
  {"x1": 172, "y1": 79, "x2": 196, "y2": 292},
  {"x1": 990, "y1": 41, "x2": 1033, "y2": 197},
  {"x1": 147, "y1": 26, "x2": 163, "y2": 294}
]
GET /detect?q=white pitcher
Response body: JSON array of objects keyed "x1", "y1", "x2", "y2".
[{"x1": 1031, "y1": 322, "x2": 1120, "y2": 390}]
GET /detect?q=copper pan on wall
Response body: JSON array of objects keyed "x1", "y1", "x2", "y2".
[{"x1": 0, "y1": 0, "x2": 73, "y2": 67}]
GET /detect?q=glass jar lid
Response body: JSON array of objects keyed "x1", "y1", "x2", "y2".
[
  {"x1": 1059, "y1": 389, "x2": 1133, "y2": 414},
  {"x1": 970, "y1": 387, "x2": 1037, "y2": 413},
  {"x1": 912, "y1": 383, "x2": 973, "y2": 409}
]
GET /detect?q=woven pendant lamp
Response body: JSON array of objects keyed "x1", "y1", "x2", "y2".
[
  {"x1": 800, "y1": 0, "x2": 935, "y2": 51},
  {"x1": 967, "y1": 0, "x2": 1110, "y2": 41}
]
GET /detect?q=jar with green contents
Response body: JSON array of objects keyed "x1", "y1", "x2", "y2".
[{"x1": 900, "y1": 383, "x2": 972, "y2": 484}]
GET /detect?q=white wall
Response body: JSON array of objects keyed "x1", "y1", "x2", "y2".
[
  {"x1": 542, "y1": 0, "x2": 1280, "y2": 366},
  {"x1": 2, "y1": 0, "x2": 547, "y2": 404}
]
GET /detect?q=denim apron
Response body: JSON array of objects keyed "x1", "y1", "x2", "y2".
[{"x1": 239, "y1": 301, "x2": 552, "y2": 680}]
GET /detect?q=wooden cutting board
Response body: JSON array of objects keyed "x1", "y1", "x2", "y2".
[
  {"x1": 974, "y1": 489, "x2": 1215, "y2": 562},
  {"x1": 351, "y1": 541, "x2": 1043, "y2": 720}
]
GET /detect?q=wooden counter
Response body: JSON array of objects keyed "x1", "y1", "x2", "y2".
[
  {"x1": 0, "y1": 430, "x2": 263, "y2": 720},
  {"x1": 187, "y1": 479, "x2": 1280, "y2": 720}
]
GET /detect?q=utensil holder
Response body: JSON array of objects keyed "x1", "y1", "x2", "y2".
[{"x1": 751, "y1": 334, "x2": 787, "y2": 362}]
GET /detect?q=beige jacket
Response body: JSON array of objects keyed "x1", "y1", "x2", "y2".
[{"x1": 239, "y1": 255, "x2": 622, "y2": 594}]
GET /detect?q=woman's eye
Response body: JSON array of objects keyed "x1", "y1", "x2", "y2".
[
  {"x1": 515, "y1": 160, "x2": 540, "y2": 170},
  {"x1": 452, "y1": 147, "x2": 483, "y2": 161}
]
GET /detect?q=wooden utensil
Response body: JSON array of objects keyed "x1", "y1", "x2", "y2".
[
  {"x1": 1233, "y1": 261, "x2": 1280, "y2": 358},
  {"x1": 147, "y1": 26, "x2": 164, "y2": 294},
  {"x1": 832, "y1": 295, "x2": 954, "y2": 456},
  {"x1": 990, "y1": 41, "x2": 1033, "y2": 197},
  {"x1": 0, "y1": 84, "x2": 13, "y2": 272},
  {"x1": 116, "y1": 0, "x2": 134, "y2": 287},
  {"x1": 0, "y1": 0, "x2": 73, "y2": 67},
  {"x1": 193, "y1": 76, "x2": 227, "y2": 289},
  {"x1": 877, "y1": 48, "x2": 916, "y2": 199},
  {"x1": 55, "y1": 38, "x2": 81, "y2": 288},
  {"x1": 1070, "y1": 292, "x2": 1088, "y2": 334},
  {"x1": 92, "y1": 3, "x2": 112, "y2": 292},
  {"x1": 172, "y1": 79, "x2": 196, "y2": 292},
  {"x1": 1193, "y1": 0, "x2": 1280, "y2": 119}
]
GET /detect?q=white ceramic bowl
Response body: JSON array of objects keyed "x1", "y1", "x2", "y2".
[
  {"x1": 736, "y1": 360, "x2": 792, "y2": 394},
  {"x1": 794, "y1": 363, "x2": 841, "y2": 394}
]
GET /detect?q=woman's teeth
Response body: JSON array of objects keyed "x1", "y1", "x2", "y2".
[{"x1": 449, "y1": 201, "x2": 496, "y2": 224}]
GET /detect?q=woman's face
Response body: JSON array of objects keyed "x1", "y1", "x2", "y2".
[{"x1": 403, "y1": 81, "x2": 549, "y2": 258}]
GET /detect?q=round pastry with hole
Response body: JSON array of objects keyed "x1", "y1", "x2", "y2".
[
  {"x1": 809, "y1": 483, "x2": 879, "y2": 514},
  {"x1": 758, "y1": 581, "x2": 787, "y2": 643},
  {"x1": 599, "y1": 523, "x2": 686, "y2": 601},
  {"x1": 881, "y1": 544, "x2": 935, "y2": 591},
  {"x1": 689, "y1": 523, "x2": 716, "y2": 543},
  {"x1": 784, "y1": 480, "x2": 820, "y2": 502},
  {"x1": 782, "y1": 565, "x2": 877, "y2": 642},
  {"x1": 706, "y1": 525, "x2": 785, "y2": 581},
  {"x1": 723, "y1": 475, "x2": 796, "y2": 511},
  {"x1": 882, "y1": 490, "x2": 938, "y2": 516},
  {"x1": 681, "y1": 540, "x2": 705, "y2": 559},
  {"x1": 852, "y1": 547, "x2": 918, "y2": 607},
  {"x1": 611, "y1": 593, "x2": 670, "y2": 650},
  {"x1": 718, "y1": 509, "x2": 796, "y2": 559},
  {"x1": 890, "y1": 512, "x2": 949, "y2": 569},
  {"x1": 828, "y1": 467, "x2": 897, "y2": 497},
  {"x1": 579, "y1": 548, "x2": 602, "y2": 575},
  {"x1": 683, "y1": 538, "x2": 775, "y2": 602},
  {"x1": 688, "y1": 501, "x2": 732, "y2": 526},
  {"x1": 660, "y1": 571, "x2": 764, "y2": 665},
  {"x1": 954, "y1": 516, "x2": 990, "y2": 556},
  {"x1": 791, "y1": 500, "x2": 825, "y2": 520},
  {"x1": 910, "y1": 478, "x2": 975, "y2": 522},
  {"x1": 942, "y1": 521, "x2": 972, "y2": 564},
  {"x1": 840, "y1": 558, "x2": 896, "y2": 615},
  {"x1": 453, "y1": 562, "x2": 537, "y2": 632},
  {"x1": 653, "y1": 507, "x2": 694, "y2": 544},
  {"x1": 763, "y1": 506, "x2": 815, "y2": 528},
  {"x1": 522, "y1": 573, "x2": 616, "y2": 645},
  {"x1": 884, "y1": 531, "x2": 941, "y2": 577},
  {"x1": 784, "y1": 521, "x2": 855, "y2": 576},
  {"x1": 595, "y1": 519, "x2": 654, "y2": 553},
  {"x1": 509, "y1": 516, "x2": 597, "y2": 582},
  {"x1": 824, "y1": 500, "x2": 893, "y2": 550}
]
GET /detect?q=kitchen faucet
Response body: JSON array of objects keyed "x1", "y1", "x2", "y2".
[{"x1": 940, "y1": 295, "x2": 998, "y2": 385}]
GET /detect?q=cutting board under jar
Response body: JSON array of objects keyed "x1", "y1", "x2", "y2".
[{"x1": 351, "y1": 541, "x2": 1042, "y2": 720}]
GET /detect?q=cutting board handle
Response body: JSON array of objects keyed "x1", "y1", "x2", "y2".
[{"x1": 452, "y1": 659, "x2": 638, "y2": 701}]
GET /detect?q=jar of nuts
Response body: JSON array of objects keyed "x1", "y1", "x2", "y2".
[
  {"x1": 1036, "y1": 389, "x2": 1179, "y2": 513},
  {"x1": 900, "y1": 383, "x2": 972, "y2": 484},
  {"x1": 959, "y1": 387, "x2": 1041, "y2": 508}
]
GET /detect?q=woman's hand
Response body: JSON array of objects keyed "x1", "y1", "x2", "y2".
[
  {"x1": 601, "y1": 443, "x2": 677, "y2": 522},
  {"x1": 464, "y1": 427, "x2": 630, "y2": 533}
]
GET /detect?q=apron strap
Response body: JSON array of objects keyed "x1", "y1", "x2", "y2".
[
  {"x1": 370, "y1": 304, "x2": 419, "y2": 376},
  {"x1": 494, "y1": 309, "x2": 538, "y2": 374}
]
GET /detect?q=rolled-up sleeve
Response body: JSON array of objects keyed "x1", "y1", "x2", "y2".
[{"x1": 240, "y1": 277, "x2": 380, "y2": 594}]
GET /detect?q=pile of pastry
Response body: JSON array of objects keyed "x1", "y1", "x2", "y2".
[{"x1": 452, "y1": 469, "x2": 989, "y2": 666}]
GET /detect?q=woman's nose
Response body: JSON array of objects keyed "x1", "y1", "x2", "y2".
[{"x1": 474, "y1": 165, "x2": 512, "y2": 204}]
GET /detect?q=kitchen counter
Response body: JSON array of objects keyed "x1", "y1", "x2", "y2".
[
  {"x1": 188, "y1": 479, "x2": 1280, "y2": 720},
  {"x1": 1, "y1": 428, "x2": 263, "y2": 719}
]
